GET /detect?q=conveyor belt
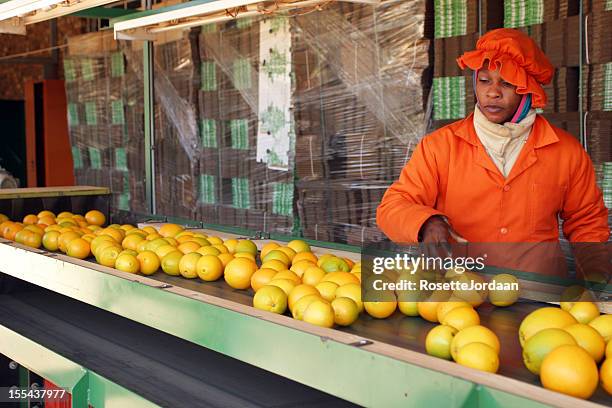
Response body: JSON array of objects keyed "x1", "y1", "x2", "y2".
[
  {"x1": 0, "y1": 285, "x2": 356, "y2": 408},
  {"x1": 150, "y1": 273, "x2": 612, "y2": 405}
]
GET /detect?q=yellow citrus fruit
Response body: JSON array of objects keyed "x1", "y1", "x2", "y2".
[
  {"x1": 335, "y1": 283, "x2": 362, "y2": 313},
  {"x1": 223, "y1": 239, "x2": 239, "y2": 254},
  {"x1": 212, "y1": 244, "x2": 229, "y2": 254},
  {"x1": 38, "y1": 216, "x2": 56, "y2": 226},
  {"x1": 441, "y1": 306, "x2": 480, "y2": 331},
  {"x1": 451, "y1": 325, "x2": 500, "y2": 361},
  {"x1": 331, "y1": 297, "x2": 359, "y2": 326},
  {"x1": 136, "y1": 240, "x2": 149, "y2": 253},
  {"x1": 560, "y1": 286, "x2": 595, "y2": 310},
  {"x1": 277, "y1": 246, "x2": 296, "y2": 262},
  {"x1": 607, "y1": 340, "x2": 612, "y2": 359},
  {"x1": 564, "y1": 323, "x2": 606, "y2": 363},
  {"x1": 97, "y1": 245, "x2": 122, "y2": 268},
  {"x1": 302, "y1": 266, "x2": 326, "y2": 286},
  {"x1": 178, "y1": 241, "x2": 201, "y2": 255},
  {"x1": 119, "y1": 224, "x2": 135, "y2": 232},
  {"x1": 137, "y1": 251, "x2": 160, "y2": 275},
  {"x1": 56, "y1": 211, "x2": 73, "y2": 219},
  {"x1": 101, "y1": 227, "x2": 124, "y2": 243},
  {"x1": 273, "y1": 270, "x2": 301, "y2": 285},
  {"x1": 163, "y1": 237, "x2": 178, "y2": 247},
  {"x1": 93, "y1": 240, "x2": 119, "y2": 259},
  {"x1": 120, "y1": 249, "x2": 138, "y2": 257},
  {"x1": 42, "y1": 231, "x2": 61, "y2": 252},
  {"x1": 292, "y1": 252, "x2": 318, "y2": 265},
  {"x1": 287, "y1": 239, "x2": 311, "y2": 254},
  {"x1": 206, "y1": 236, "x2": 223, "y2": 245},
  {"x1": 91, "y1": 235, "x2": 115, "y2": 254},
  {"x1": 540, "y1": 345, "x2": 598, "y2": 399},
  {"x1": 24, "y1": 231, "x2": 43, "y2": 248},
  {"x1": 155, "y1": 244, "x2": 178, "y2": 259},
  {"x1": 319, "y1": 257, "x2": 350, "y2": 273},
  {"x1": 189, "y1": 237, "x2": 210, "y2": 247},
  {"x1": 316, "y1": 281, "x2": 339, "y2": 302},
  {"x1": 24, "y1": 225, "x2": 44, "y2": 235},
  {"x1": 364, "y1": 301, "x2": 397, "y2": 319},
  {"x1": 58, "y1": 231, "x2": 81, "y2": 253},
  {"x1": 260, "y1": 242, "x2": 280, "y2": 259},
  {"x1": 196, "y1": 255, "x2": 224, "y2": 281},
  {"x1": 122, "y1": 234, "x2": 145, "y2": 251},
  {"x1": 601, "y1": 358, "x2": 612, "y2": 395},
  {"x1": 115, "y1": 253, "x2": 140, "y2": 274},
  {"x1": 22, "y1": 214, "x2": 38, "y2": 225},
  {"x1": 589, "y1": 315, "x2": 612, "y2": 342},
  {"x1": 158, "y1": 223, "x2": 184, "y2": 238},
  {"x1": 260, "y1": 260, "x2": 287, "y2": 272},
  {"x1": 398, "y1": 301, "x2": 419, "y2": 316},
  {"x1": 145, "y1": 233, "x2": 163, "y2": 241},
  {"x1": 317, "y1": 254, "x2": 335, "y2": 267},
  {"x1": 161, "y1": 250, "x2": 183, "y2": 276},
  {"x1": 233, "y1": 252, "x2": 256, "y2": 262},
  {"x1": 253, "y1": 285, "x2": 287, "y2": 314},
  {"x1": 176, "y1": 234, "x2": 195, "y2": 244},
  {"x1": 197, "y1": 246, "x2": 221, "y2": 256},
  {"x1": 452, "y1": 272, "x2": 488, "y2": 307},
  {"x1": 321, "y1": 271, "x2": 360, "y2": 286},
  {"x1": 234, "y1": 239, "x2": 258, "y2": 255},
  {"x1": 292, "y1": 295, "x2": 323, "y2": 320},
  {"x1": 303, "y1": 300, "x2": 334, "y2": 328},
  {"x1": 37, "y1": 210, "x2": 55, "y2": 219},
  {"x1": 488, "y1": 273, "x2": 520, "y2": 307},
  {"x1": 85, "y1": 210, "x2": 106, "y2": 226},
  {"x1": 519, "y1": 307, "x2": 577, "y2": 347},
  {"x1": 262, "y1": 250, "x2": 290, "y2": 266},
  {"x1": 288, "y1": 284, "x2": 320, "y2": 311},
  {"x1": 267, "y1": 279, "x2": 296, "y2": 296},
  {"x1": 436, "y1": 301, "x2": 472, "y2": 323},
  {"x1": 456, "y1": 342, "x2": 499, "y2": 373},
  {"x1": 224, "y1": 258, "x2": 258, "y2": 289},
  {"x1": 290, "y1": 260, "x2": 316, "y2": 278},
  {"x1": 141, "y1": 226, "x2": 157, "y2": 235},
  {"x1": 426, "y1": 325, "x2": 458, "y2": 360},
  {"x1": 251, "y1": 268, "x2": 278, "y2": 292},
  {"x1": 179, "y1": 253, "x2": 202, "y2": 279},
  {"x1": 66, "y1": 238, "x2": 90, "y2": 259},
  {"x1": 418, "y1": 302, "x2": 441, "y2": 323},
  {"x1": 568, "y1": 302, "x2": 600, "y2": 324},
  {"x1": 217, "y1": 253, "x2": 234, "y2": 268},
  {"x1": 522, "y1": 328, "x2": 577, "y2": 375}
]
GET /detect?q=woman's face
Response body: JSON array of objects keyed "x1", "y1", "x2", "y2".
[{"x1": 475, "y1": 68, "x2": 523, "y2": 124}]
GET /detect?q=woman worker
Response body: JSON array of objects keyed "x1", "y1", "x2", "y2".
[{"x1": 376, "y1": 28, "x2": 609, "y2": 248}]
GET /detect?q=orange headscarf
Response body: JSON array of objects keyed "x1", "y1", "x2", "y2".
[{"x1": 457, "y1": 28, "x2": 554, "y2": 108}]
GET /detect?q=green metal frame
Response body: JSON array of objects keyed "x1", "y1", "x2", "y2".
[
  {"x1": 72, "y1": 7, "x2": 138, "y2": 19},
  {"x1": 0, "y1": 241, "x2": 562, "y2": 408},
  {"x1": 0, "y1": 325, "x2": 156, "y2": 408}
]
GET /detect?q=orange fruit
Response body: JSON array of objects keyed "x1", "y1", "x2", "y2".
[
  {"x1": 224, "y1": 258, "x2": 258, "y2": 289},
  {"x1": 179, "y1": 253, "x2": 202, "y2": 279},
  {"x1": 90, "y1": 235, "x2": 115, "y2": 255},
  {"x1": 14, "y1": 229, "x2": 29, "y2": 245},
  {"x1": 122, "y1": 234, "x2": 145, "y2": 251},
  {"x1": 441, "y1": 306, "x2": 480, "y2": 331},
  {"x1": 607, "y1": 340, "x2": 612, "y2": 359},
  {"x1": 0, "y1": 220, "x2": 13, "y2": 237},
  {"x1": 273, "y1": 270, "x2": 301, "y2": 285},
  {"x1": 364, "y1": 301, "x2": 397, "y2": 319},
  {"x1": 38, "y1": 216, "x2": 56, "y2": 226},
  {"x1": 436, "y1": 301, "x2": 472, "y2": 323},
  {"x1": 234, "y1": 239, "x2": 258, "y2": 255},
  {"x1": 292, "y1": 294, "x2": 324, "y2": 320},
  {"x1": 564, "y1": 323, "x2": 606, "y2": 363},
  {"x1": 251, "y1": 268, "x2": 278, "y2": 292},
  {"x1": 292, "y1": 252, "x2": 318, "y2": 265},
  {"x1": 290, "y1": 260, "x2": 316, "y2": 278},
  {"x1": 335, "y1": 283, "x2": 363, "y2": 313},
  {"x1": 136, "y1": 250, "x2": 160, "y2": 275},
  {"x1": 217, "y1": 253, "x2": 234, "y2": 268},
  {"x1": 212, "y1": 244, "x2": 229, "y2": 254},
  {"x1": 288, "y1": 284, "x2": 320, "y2": 311},
  {"x1": 450, "y1": 325, "x2": 500, "y2": 360},
  {"x1": 159, "y1": 223, "x2": 184, "y2": 238},
  {"x1": 234, "y1": 252, "x2": 256, "y2": 262},
  {"x1": 568, "y1": 302, "x2": 600, "y2": 324},
  {"x1": 253, "y1": 285, "x2": 288, "y2": 314},
  {"x1": 331, "y1": 297, "x2": 359, "y2": 326},
  {"x1": 417, "y1": 302, "x2": 441, "y2": 323},
  {"x1": 262, "y1": 250, "x2": 290, "y2": 266},
  {"x1": 42, "y1": 231, "x2": 61, "y2": 251},
  {"x1": 145, "y1": 233, "x2": 162, "y2": 241},
  {"x1": 189, "y1": 237, "x2": 211, "y2": 247},
  {"x1": 142, "y1": 226, "x2": 158, "y2": 235},
  {"x1": 277, "y1": 246, "x2": 296, "y2": 262},
  {"x1": 523, "y1": 328, "x2": 577, "y2": 375},
  {"x1": 23, "y1": 231, "x2": 43, "y2": 248},
  {"x1": 321, "y1": 271, "x2": 360, "y2": 286},
  {"x1": 115, "y1": 253, "x2": 140, "y2": 274},
  {"x1": 260, "y1": 242, "x2": 280, "y2": 259},
  {"x1": 315, "y1": 281, "x2": 339, "y2": 302},
  {"x1": 176, "y1": 234, "x2": 195, "y2": 244},
  {"x1": 287, "y1": 239, "x2": 311, "y2": 254},
  {"x1": 302, "y1": 266, "x2": 326, "y2": 286},
  {"x1": 58, "y1": 231, "x2": 81, "y2": 253},
  {"x1": 601, "y1": 358, "x2": 612, "y2": 395},
  {"x1": 206, "y1": 236, "x2": 223, "y2": 245},
  {"x1": 24, "y1": 224, "x2": 44, "y2": 235},
  {"x1": 119, "y1": 224, "x2": 136, "y2": 232},
  {"x1": 66, "y1": 238, "x2": 90, "y2": 259},
  {"x1": 97, "y1": 245, "x2": 122, "y2": 268},
  {"x1": 519, "y1": 307, "x2": 577, "y2": 347},
  {"x1": 268, "y1": 279, "x2": 296, "y2": 296},
  {"x1": 589, "y1": 315, "x2": 612, "y2": 342},
  {"x1": 85, "y1": 210, "x2": 106, "y2": 226},
  {"x1": 100, "y1": 228, "x2": 124, "y2": 243},
  {"x1": 197, "y1": 246, "x2": 221, "y2": 256},
  {"x1": 426, "y1": 325, "x2": 458, "y2": 360},
  {"x1": 260, "y1": 260, "x2": 286, "y2": 272},
  {"x1": 455, "y1": 342, "x2": 499, "y2": 373},
  {"x1": 4, "y1": 223, "x2": 23, "y2": 241},
  {"x1": 154, "y1": 244, "x2": 177, "y2": 258},
  {"x1": 56, "y1": 211, "x2": 73, "y2": 219},
  {"x1": 161, "y1": 250, "x2": 183, "y2": 276},
  {"x1": 22, "y1": 214, "x2": 38, "y2": 225},
  {"x1": 37, "y1": 210, "x2": 55, "y2": 219},
  {"x1": 540, "y1": 345, "x2": 599, "y2": 399},
  {"x1": 303, "y1": 300, "x2": 335, "y2": 328},
  {"x1": 196, "y1": 255, "x2": 224, "y2": 281},
  {"x1": 223, "y1": 239, "x2": 239, "y2": 254}
]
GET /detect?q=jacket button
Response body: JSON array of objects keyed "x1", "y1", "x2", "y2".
[
  {"x1": 503, "y1": 185, "x2": 511, "y2": 191},
  {"x1": 500, "y1": 227, "x2": 508, "y2": 234}
]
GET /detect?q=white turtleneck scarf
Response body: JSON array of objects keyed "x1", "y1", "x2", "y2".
[{"x1": 473, "y1": 105, "x2": 537, "y2": 177}]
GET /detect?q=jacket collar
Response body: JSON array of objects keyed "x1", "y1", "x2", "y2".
[{"x1": 454, "y1": 113, "x2": 560, "y2": 148}]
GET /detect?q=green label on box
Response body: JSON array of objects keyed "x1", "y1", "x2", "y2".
[
  {"x1": 604, "y1": 62, "x2": 612, "y2": 111},
  {"x1": 232, "y1": 177, "x2": 250, "y2": 209},
  {"x1": 272, "y1": 182, "x2": 293, "y2": 216},
  {"x1": 111, "y1": 52, "x2": 125, "y2": 77},
  {"x1": 64, "y1": 59, "x2": 76, "y2": 82},
  {"x1": 230, "y1": 119, "x2": 249, "y2": 149},
  {"x1": 88, "y1": 147, "x2": 102, "y2": 169},
  {"x1": 85, "y1": 101, "x2": 97, "y2": 125},
  {"x1": 200, "y1": 119, "x2": 217, "y2": 148},
  {"x1": 115, "y1": 148, "x2": 128, "y2": 171},
  {"x1": 434, "y1": 0, "x2": 467, "y2": 38},
  {"x1": 198, "y1": 174, "x2": 216, "y2": 204},
  {"x1": 433, "y1": 76, "x2": 466, "y2": 120},
  {"x1": 504, "y1": 0, "x2": 543, "y2": 28},
  {"x1": 607, "y1": 0, "x2": 612, "y2": 10},
  {"x1": 118, "y1": 193, "x2": 130, "y2": 211},
  {"x1": 233, "y1": 58, "x2": 252, "y2": 90},
  {"x1": 81, "y1": 59, "x2": 95, "y2": 81},
  {"x1": 111, "y1": 99, "x2": 125, "y2": 125},
  {"x1": 201, "y1": 61, "x2": 217, "y2": 91},
  {"x1": 72, "y1": 146, "x2": 83, "y2": 169},
  {"x1": 67, "y1": 103, "x2": 79, "y2": 127}
]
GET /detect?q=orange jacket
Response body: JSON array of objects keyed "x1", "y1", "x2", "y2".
[{"x1": 376, "y1": 114, "x2": 609, "y2": 243}]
